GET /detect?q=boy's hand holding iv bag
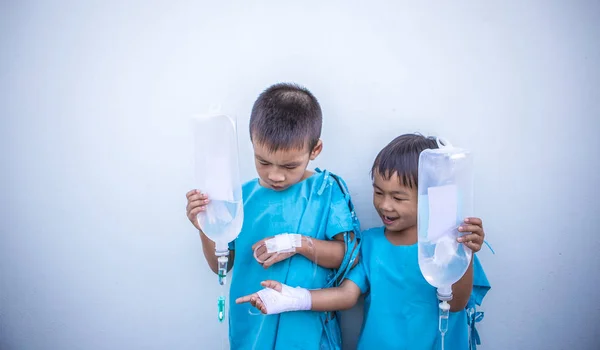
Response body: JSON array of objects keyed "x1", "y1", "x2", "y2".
[
  {"x1": 457, "y1": 217, "x2": 485, "y2": 253},
  {"x1": 186, "y1": 190, "x2": 210, "y2": 231}
]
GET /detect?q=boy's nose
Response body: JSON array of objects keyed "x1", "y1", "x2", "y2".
[
  {"x1": 268, "y1": 171, "x2": 285, "y2": 183},
  {"x1": 380, "y1": 198, "x2": 394, "y2": 211}
]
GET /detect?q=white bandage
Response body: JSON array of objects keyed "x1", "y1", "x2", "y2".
[
  {"x1": 265, "y1": 233, "x2": 303, "y2": 253},
  {"x1": 256, "y1": 283, "x2": 312, "y2": 314}
]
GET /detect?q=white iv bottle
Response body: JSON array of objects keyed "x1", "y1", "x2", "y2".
[
  {"x1": 193, "y1": 112, "x2": 244, "y2": 255},
  {"x1": 417, "y1": 137, "x2": 473, "y2": 295}
]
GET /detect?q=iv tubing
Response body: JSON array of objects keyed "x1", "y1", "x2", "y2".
[
  {"x1": 437, "y1": 287, "x2": 452, "y2": 350},
  {"x1": 216, "y1": 250, "x2": 229, "y2": 322}
]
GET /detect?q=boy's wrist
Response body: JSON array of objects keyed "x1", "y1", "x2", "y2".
[{"x1": 295, "y1": 235, "x2": 309, "y2": 256}]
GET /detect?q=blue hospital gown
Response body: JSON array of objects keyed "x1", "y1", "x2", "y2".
[
  {"x1": 228, "y1": 170, "x2": 354, "y2": 350},
  {"x1": 347, "y1": 226, "x2": 490, "y2": 350}
]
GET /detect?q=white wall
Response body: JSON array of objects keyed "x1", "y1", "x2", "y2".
[{"x1": 1, "y1": 1, "x2": 599, "y2": 349}]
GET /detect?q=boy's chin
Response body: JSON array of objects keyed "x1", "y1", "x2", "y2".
[
  {"x1": 382, "y1": 222, "x2": 411, "y2": 233},
  {"x1": 383, "y1": 222, "x2": 398, "y2": 231},
  {"x1": 259, "y1": 179, "x2": 288, "y2": 191},
  {"x1": 266, "y1": 182, "x2": 289, "y2": 191}
]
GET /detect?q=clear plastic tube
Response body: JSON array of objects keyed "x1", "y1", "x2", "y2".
[{"x1": 439, "y1": 300, "x2": 450, "y2": 350}]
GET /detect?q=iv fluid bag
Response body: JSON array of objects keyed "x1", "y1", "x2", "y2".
[
  {"x1": 417, "y1": 139, "x2": 473, "y2": 291},
  {"x1": 193, "y1": 113, "x2": 244, "y2": 253}
]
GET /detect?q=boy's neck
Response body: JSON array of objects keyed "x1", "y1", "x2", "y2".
[
  {"x1": 301, "y1": 170, "x2": 314, "y2": 180},
  {"x1": 384, "y1": 226, "x2": 417, "y2": 246}
]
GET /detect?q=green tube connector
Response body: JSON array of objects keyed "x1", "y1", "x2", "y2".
[{"x1": 218, "y1": 296, "x2": 225, "y2": 322}]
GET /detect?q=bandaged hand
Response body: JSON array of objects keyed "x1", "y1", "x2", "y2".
[
  {"x1": 235, "y1": 280, "x2": 312, "y2": 315},
  {"x1": 252, "y1": 233, "x2": 304, "y2": 269}
]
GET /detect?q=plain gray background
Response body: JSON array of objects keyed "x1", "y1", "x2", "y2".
[{"x1": 1, "y1": 1, "x2": 599, "y2": 349}]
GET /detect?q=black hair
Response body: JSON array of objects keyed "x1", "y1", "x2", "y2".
[
  {"x1": 249, "y1": 82, "x2": 322, "y2": 152},
  {"x1": 371, "y1": 133, "x2": 439, "y2": 188}
]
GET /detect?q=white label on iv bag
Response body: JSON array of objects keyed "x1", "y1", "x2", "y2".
[
  {"x1": 204, "y1": 152, "x2": 235, "y2": 201},
  {"x1": 427, "y1": 184, "x2": 458, "y2": 242},
  {"x1": 193, "y1": 114, "x2": 238, "y2": 202}
]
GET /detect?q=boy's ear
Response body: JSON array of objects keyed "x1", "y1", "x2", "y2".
[{"x1": 309, "y1": 139, "x2": 323, "y2": 160}]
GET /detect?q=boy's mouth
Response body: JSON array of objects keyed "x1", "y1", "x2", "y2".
[{"x1": 382, "y1": 215, "x2": 399, "y2": 225}]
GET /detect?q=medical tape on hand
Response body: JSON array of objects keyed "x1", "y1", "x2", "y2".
[
  {"x1": 265, "y1": 233, "x2": 303, "y2": 254},
  {"x1": 256, "y1": 283, "x2": 312, "y2": 314}
]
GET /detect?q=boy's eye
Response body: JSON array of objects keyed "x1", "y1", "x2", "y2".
[
  {"x1": 258, "y1": 161, "x2": 270, "y2": 166},
  {"x1": 393, "y1": 197, "x2": 406, "y2": 202},
  {"x1": 284, "y1": 165, "x2": 298, "y2": 170},
  {"x1": 374, "y1": 191, "x2": 383, "y2": 196}
]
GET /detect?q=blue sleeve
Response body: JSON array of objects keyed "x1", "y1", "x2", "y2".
[
  {"x1": 325, "y1": 179, "x2": 354, "y2": 240},
  {"x1": 346, "y1": 260, "x2": 369, "y2": 294},
  {"x1": 470, "y1": 255, "x2": 490, "y2": 306},
  {"x1": 466, "y1": 255, "x2": 491, "y2": 349},
  {"x1": 228, "y1": 240, "x2": 235, "y2": 251}
]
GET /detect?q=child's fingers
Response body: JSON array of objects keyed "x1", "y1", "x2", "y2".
[
  {"x1": 255, "y1": 251, "x2": 274, "y2": 264},
  {"x1": 186, "y1": 190, "x2": 208, "y2": 200},
  {"x1": 464, "y1": 217, "x2": 483, "y2": 226},
  {"x1": 263, "y1": 252, "x2": 293, "y2": 269},
  {"x1": 187, "y1": 199, "x2": 209, "y2": 210},
  {"x1": 235, "y1": 293, "x2": 256, "y2": 304},
  {"x1": 187, "y1": 193, "x2": 208, "y2": 203},
  {"x1": 458, "y1": 224, "x2": 482, "y2": 234},
  {"x1": 250, "y1": 297, "x2": 267, "y2": 314},
  {"x1": 464, "y1": 241, "x2": 482, "y2": 252},
  {"x1": 252, "y1": 240, "x2": 266, "y2": 251},
  {"x1": 262, "y1": 253, "x2": 281, "y2": 269},
  {"x1": 258, "y1": 300, "x2": 267, "y2": 314},
  {"x1": 189, "y1": 206, "x2": 207, "y2": 215},
  {"x1": 261, "y1": 280, "x2": 283, "y2": 292},
  {"x1": 187, "y1": 204, "x2": 207, "y2": 217},
  {"x1": 458, "y1": 233, "x2": 484, "y2": 244}
]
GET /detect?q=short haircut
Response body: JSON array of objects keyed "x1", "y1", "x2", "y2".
[
  {"x1": 249, "y1": 83, "x2": 322, "y2": 152},
  {"x1": 371, "y1": 133, "x2": 438, "y2": 188}
]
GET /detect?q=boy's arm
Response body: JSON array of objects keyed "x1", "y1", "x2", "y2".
[
  {"x1": 254, "y1": 232, "x2": 358, "y2": 269},
  {"x1": 300, "y1": 171, "x2": 358, "y2": 270},
  {"x1": 235, "y1": 278, "x2": 362, "y2": 314},
  {"x1": 450, "y1": 258, "x2": 473, "y2": 312},
  {"x1": 311, "y1": 278, "x2": 361, "y2": 311},
  {"x1": 450, "y1": 217, "x2": 486, "y2": 312},
  {"x1": 296, "y1": 232, "x2": 356, "y2": 269}
]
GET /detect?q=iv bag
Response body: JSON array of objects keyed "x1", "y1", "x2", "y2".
[
  {"x1": 193, "y1": 113, "x2": 244, "y2": 253},
  {"x1": 417, "y1": 138, "x2": 473, "y2": 294}
]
